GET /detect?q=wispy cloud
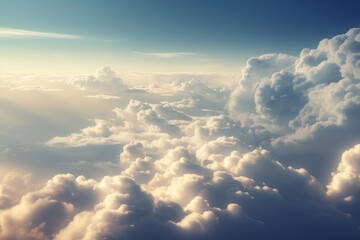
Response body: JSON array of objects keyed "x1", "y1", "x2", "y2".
[
  {"x1": 84, "y1": 94, "x2": 121, "y2": 100},
  {"x1": 0, "y1": 27, "x2": 82, "y2": 40},
  {"x1": 132, "y1": 51, "x2": 198, "y2": 58}
]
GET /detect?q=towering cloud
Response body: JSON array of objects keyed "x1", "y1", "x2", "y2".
[{"x1": 229, "y1": 28, "x2": 360, "y2": 179}]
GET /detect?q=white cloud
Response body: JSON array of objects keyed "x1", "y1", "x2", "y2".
[
  {"x1": 327, "y1": 144, "x2": 360, "y2": 199},
  {"x1": 132, "y1": 51, "x2": 198, "y2": 58},
  {"x1": 10, "y1": 85, "x2": 63, "y2": 92},
  {"x1": 46, "y1": 100, "x2": 184, "y2": 148},
  {"x1": 0, "y1": 174, "x2": 97, "y2": 240},
  {"x1": 327, "y1": 145, "x2": 360, "y2": 223},
  {"x1": 228, "y1": 28, "x2": 360, "y2": 179},
  {"x1": 0, "y1": 27, "x2": 81, "y2": 40},
  {"x1": 0, "y1": 172, "x2": 36, "y2": 209},
  {"x1": 3, "y1": 28, "x2": 360, "y2": 239},
  {"x1": 84, "y1": 94, "x2": 121, "y2": 100},
  {"x1": 67, "y1": 67, "x2": 128, "y2": 94}
]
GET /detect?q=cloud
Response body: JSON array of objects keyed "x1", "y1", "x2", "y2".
[
  {"x1": 132, "y1": 51, "x2": 198, "y2": 58},
  {"x1": 46, "y1": 100, "x2": 184, "y2": 148},
  {"x1": 0, "y1": 27, "x2": 82, "y2": 40},
  {"x1": 3, "y1": 28, "x2": 360, "y2": 239},
  {"x1": 228, "y1": 28, "x2": 360, "y2": 180},
  {"x1": 327, "y1": 144, "x2": 360, "y2": 199},
  {"x1": 2, "y1": 148, "x2": 360, "y2": 239},
  {"x1": 119, "y1": 72, "x2": 235, "y2": 88},
  {"x1": 327, "y1": 144, "x2": 360, "y2": 224},
  {"x1": 0, "y1": 174, "x2": 98, "y2": 240},
  {"x1": 227, "y1": 53, "x2": 297, "y2": 129},
  {"x1": 147, "y1": 78, "x2": 230, "y2": 114},
  {"x1": 0, "y1": 172, "x2": 36, "y2": 209},
  {"x1": 67, "y1": 67, "x2": 128, "y2": 94},
  {"x1": 46, "y1": 77, "x2": 232, "y2": 149},
  {"x1": 10, "y1": 85, "x2": 63, "y2": 92},
  {"x1": 84, "y1": 94, "x2": 121, "y2": 100}
]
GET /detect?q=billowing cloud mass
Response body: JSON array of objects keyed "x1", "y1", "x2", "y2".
[
  {"x1": 68, "y1": 67, "x2": 128, "y2": 94},
  {"x1": 229, "y1": 28, "x2": 360, "y2": 179},
  {"x1": 1, "y1": 29, "x2": 360, "y2": 239}
]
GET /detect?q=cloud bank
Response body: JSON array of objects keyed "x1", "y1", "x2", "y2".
[{"x1": 1, "y1": 29, "x2": 360, "y2": 239}]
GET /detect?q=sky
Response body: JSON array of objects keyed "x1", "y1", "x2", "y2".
[
  {"x1": 1, "y1": 1, "x2": 360, "y2": 240},
  {"x1": 1, "y1": 0, "x2": 360, "y2": 73}
]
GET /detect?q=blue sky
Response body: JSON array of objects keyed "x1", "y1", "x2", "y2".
[
  {"x1": 1, "y1": 0, "x2": 359, "y2": 72},
  {"x1": 0, "y1": 0, "x2": 360, "y2": 72}
]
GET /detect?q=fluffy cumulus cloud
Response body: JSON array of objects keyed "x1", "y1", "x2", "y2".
[
  {"x1": 0, "y1": 172, "x2": 36, "y2": 209},
  {"x1": 327, "y1": 144, "x2": 360, "y2": 200},
  {"x1": 67, "y1": 67, "x2": 128, "y2": 94},
  {"x1": 327, "y1": 144, "x2": 360, "y2": 225},
  {"x1": 229, "y1": 28, "x2": 360, "y2": 179},
  {"x1": 45, "y1": 100, "x2": 184, "y2": 148},
  {"x1": 2, "y1": 29, "x2": 360, "y2": 239}
]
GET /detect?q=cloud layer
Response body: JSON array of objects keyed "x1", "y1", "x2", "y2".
[{"x1": 1, "y1": 29, "x2": 360, "y2": 239}]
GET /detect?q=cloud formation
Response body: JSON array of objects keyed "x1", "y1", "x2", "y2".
[
  {"x1": 67, "y1": 67, "x2": 128, "y2": 94},
  {"x1": 229, "y1": 28, "x2": 360, "y2": 179},
  {"x1": 2, "y1": 28, "x2": 360, "y2": 239}
]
